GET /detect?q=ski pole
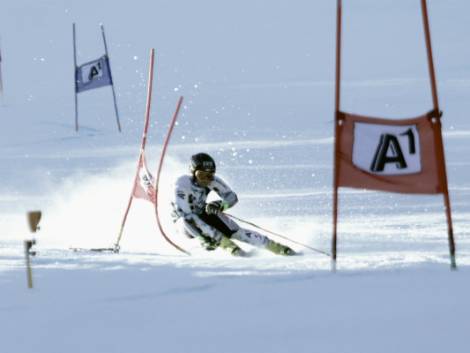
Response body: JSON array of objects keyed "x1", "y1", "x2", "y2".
[{"x1": 225, "y1": 213, "x2": 330, "y2": 257}]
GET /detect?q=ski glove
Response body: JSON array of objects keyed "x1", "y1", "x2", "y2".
[{"x1": 205, "y1": 200, "x2": 225, "y2": 215}]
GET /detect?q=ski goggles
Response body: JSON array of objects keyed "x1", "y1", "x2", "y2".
[{"x1": 195, "y1": 170, "x2": 215, "y2": 183}]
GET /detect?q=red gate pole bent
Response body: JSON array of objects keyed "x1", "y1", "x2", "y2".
[
  {"x1": 420, "y1": 0, "x2": 456, "y2": 269},
  {"x1": 331, "y1": 0, "x2": 343, "y2": 272},
  {"x1": 114, "y1": 49, "x2": 156, "y2": 252},
  {"x1": 154, "y1": 96, "x2": 190, "y2": 255}
]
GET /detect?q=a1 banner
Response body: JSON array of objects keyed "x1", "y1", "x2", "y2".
[
  {"x1": 73, "y1": 23, "x2": 121, "y2": 132},
  {"x1": 336, "y1": 110, "x2": 444, "y2": 194},
  {"x1": 75, "y1": 55, "x2": 112, "y2": 93}
]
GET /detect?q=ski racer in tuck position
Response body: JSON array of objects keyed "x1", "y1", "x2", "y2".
[{"x1": 172, "y1": 153, "x2": 296, "y2": 256}]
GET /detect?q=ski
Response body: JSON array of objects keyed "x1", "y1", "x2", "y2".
[{"x1": 69, "y1": 247, "x2": 117, "y2": 253}]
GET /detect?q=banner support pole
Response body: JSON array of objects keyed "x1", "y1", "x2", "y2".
[
  {"x1": 332, "y1": 0, "x2": 343, "y2": 272},
  {"x1": 100, "y1": 24, "x2": 121, "y2": 132},
  {"x1": 73, "y1": 23, "x2": 79, "y2": 132},
  {"x1": 420, "y1": 0, "x2": 456, "y2": 270},
  {"x1": 421, "y1": 0, "x2": 439, "y2": 110},
  {"x1": 0, "y1": 35, "x2": 4, "y2": 101}
]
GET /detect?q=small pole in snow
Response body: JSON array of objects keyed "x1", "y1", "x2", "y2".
[
  {"x1": 24, "y1": 240, "x2": 35, "y2": 289},
  {"x1": 25, "y1": 211, "x2": 41, "y2": 289}
]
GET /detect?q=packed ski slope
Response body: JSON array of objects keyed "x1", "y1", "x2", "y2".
[{"x1": 1, "y1": 1, "x2": 470, "y2": 352}]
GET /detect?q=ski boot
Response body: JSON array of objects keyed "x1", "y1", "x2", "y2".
[
  {"x1": 198, "y1": 235, "x2": 219, "y2": 251},
  {"x1": 220, "y1": 236, "x2": 248, "y2": 257},
  {"x1": 266, "y1": 240, "x2": 296, "y2": 256}
]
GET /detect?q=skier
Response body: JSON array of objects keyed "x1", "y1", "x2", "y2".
[{"x1": 172, "y1": 152, "x2": 296, "y2": 256}]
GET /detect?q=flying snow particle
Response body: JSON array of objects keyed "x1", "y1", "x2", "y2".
[{"x1": 133, "y1": 56, "x2": 138, "y2": 60}]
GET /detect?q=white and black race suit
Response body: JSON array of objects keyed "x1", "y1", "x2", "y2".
[{"x1": 172, "y1": 174, "x2": 271, "y2": 247}]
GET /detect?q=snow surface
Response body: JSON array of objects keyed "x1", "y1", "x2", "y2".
[{"x1": 1, "y1": 0, "x2": 470, "y2": 352}]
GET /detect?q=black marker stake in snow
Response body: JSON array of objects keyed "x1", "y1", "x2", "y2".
[
  {"x1": 72, "y1": 23, "x2": 121, "y2": 132},
  {"x1": 25, "y1": 211, "x2": 41, "y2": 289}
]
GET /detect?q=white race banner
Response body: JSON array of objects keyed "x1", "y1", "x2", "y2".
[
  {"x1": 352, "y1": 122, "x2": 421, "y2": 175},
  {"x1": 75, "y1": 55, "x2": 112, "y2": 93}
]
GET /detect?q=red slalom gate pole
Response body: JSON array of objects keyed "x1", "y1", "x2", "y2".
[
  {"x1": 154, "y1": 96, "x2": 190, "y2": 255},
  {"x1": 420, "y1": 0, "x2": 456, "y2": 269},
  {"x1": 114, "y1": 49, "x2": 156, "y2": 252},
  {"x1": 331, "y1": 0, "x2": 343, "y2": 272}
]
